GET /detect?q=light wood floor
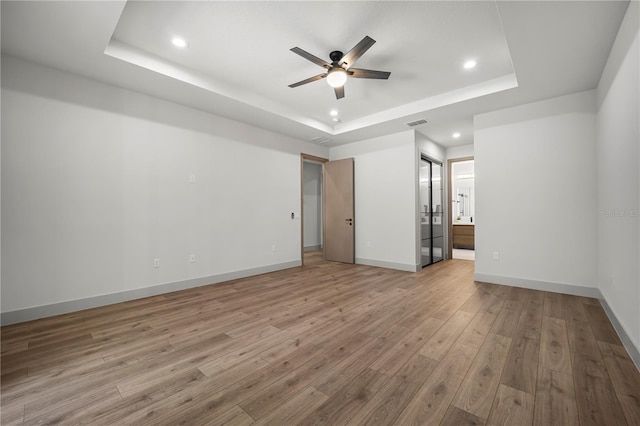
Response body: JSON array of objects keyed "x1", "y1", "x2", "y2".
[{"x1": 2, "y1": 252, "x2": 639, "y2": 425}]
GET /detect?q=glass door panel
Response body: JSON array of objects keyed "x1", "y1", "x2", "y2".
[
  {"x1": 420, "y1": 156, "x2": 444, "y2": 267},
  {"x1": 420, "y1": 159, "x2": 432, "y2": 267},
  {"x1": 432, "y1": 162, "x2": 443, "y2": 263}
]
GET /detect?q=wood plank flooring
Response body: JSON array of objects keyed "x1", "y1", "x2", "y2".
[{"x1": 2, "y1": 252, "x2": 639, "y2": 425}]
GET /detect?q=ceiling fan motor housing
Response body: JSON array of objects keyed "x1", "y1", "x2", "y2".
[{"x1": 329, "y1": 50, "x2": 344, "y2": 64}]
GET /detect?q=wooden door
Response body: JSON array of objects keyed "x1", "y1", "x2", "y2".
[{"x1": 323, "y1": 158, "x2": 354, "y2": 263}]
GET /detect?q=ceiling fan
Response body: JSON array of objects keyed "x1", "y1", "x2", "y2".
[{"x1": 288, "y1": 36, "x2": 391, "y2": 100}]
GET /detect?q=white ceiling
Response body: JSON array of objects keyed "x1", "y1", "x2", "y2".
[{"x1": 0, "y1": 1, "x2": 629, "y2": 148}]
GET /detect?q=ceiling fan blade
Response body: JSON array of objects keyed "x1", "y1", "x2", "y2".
[
  {"x1": 334, "y1": 86, "x2": 345, "y2": 99},
  {"x1": 290, "y1": 47, "x2": 331, "y2": 69},
  {"x1": 348, "y1": 68, "x2": 391, "y2": 80},
  {"x1": 288, "y1": 73, "x2": 327, "y2": 88},
  {"x1": 340, "y1": 36, "x2": 376, "y2": 68}
]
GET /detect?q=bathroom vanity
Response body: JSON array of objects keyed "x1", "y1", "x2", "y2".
[{"x1": 452, "y1": 223, "x2": 475, "y2": 249}]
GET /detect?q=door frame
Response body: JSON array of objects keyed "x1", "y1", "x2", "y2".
[
  {"x1": 447, "y1": 156, "x2": 474, "y2": 259},
  {"x1": 300, "y1": 154, "x2": 328, "y2": 265},
  {"x1": 420, "y1": 154, "x2": 444, "y2": 267}
]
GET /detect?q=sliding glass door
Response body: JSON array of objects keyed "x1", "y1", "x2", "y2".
[{"x1": 420, "y1": 156, "x2": 444, "y2": 267}]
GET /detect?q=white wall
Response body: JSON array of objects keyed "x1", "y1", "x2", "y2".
[
  {"x1": 474, "y1": 90, "x2": 598, "y2": 292},
  {"x1": 303, "y1": 161, "x2": 322, "y2": 250},
  {"x1": 446, "y1": 144, "x2": 474, "y2": 160},
  {"x1": 330, "y1": 131, "x2": 418, "y2": 271},
  {"x1": 596, "y1": 1, "x2": 640, "y2": 355},
  {"x1": 1, "y1": 55, "x2": 328, "y2": 320},
  {"x1": 416, "y1": 133, "x2": 446, "y2": 164}
]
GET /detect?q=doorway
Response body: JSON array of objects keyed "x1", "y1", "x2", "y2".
[
  {"x1": 300, "y1": 154, "x2": 355, "y2": 266},
  {"x1": 419, "y1": 155, "x2": 444, "y2": 267},
  {"x1": 447, "y1": 157, "x2": 475, "y2": 260},
  {"x1": 301, "y1": 154, "x2": 327, "y2": 265}
]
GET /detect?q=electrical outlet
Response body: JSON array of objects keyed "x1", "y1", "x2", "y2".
[
  {"x1": 272, "y1": 245, "x2": 277, "y2": 253},
  {"x1": 492, "y1": 251, "x2": 500, "y2": 261},
  {"x1": 189, "y1": 174, "x2": 196, "y2": 183},
  {"x1": 153, "y1": 258, "x2": 160, "y2": 268},
  {"x1": 367, "y1": 241, "x2": 372, "y2": 248},
  {"x1": 189, "y1": 254, "x2": 196, "y2": 263}
]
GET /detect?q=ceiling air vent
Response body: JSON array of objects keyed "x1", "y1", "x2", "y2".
[
  {"x1": 311, "y1": 137, "x2": 332, "y2": 144},
  {"x1": 406, "y1": 119, "x2": 428, "y2": 127}
]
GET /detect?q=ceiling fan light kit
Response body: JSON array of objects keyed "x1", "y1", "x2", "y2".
[
  {"x1": 289, "y1": 36, "x2": 391, "y2": 99},
  {"x1": 326, "y1": 68, "x2": 348, "y2": 88}
]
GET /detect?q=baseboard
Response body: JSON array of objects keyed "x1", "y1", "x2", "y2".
[
  {"x1": 356, "y1": 258, "x2": 420, "y2": 272},
  {"x1": 473, "y1": 273, "x2": 601, "y2": 298},
  {"x1": 599, "y1": 297, "x2": 640, "y2": 371},
  {"x1": 1, "y1": 260, "x2": 301, "y2": 326},
  {"x1": 474, "y1": 272, "x2": 640, "y2": 371},
  {"x1": 304, "y1": 245, "x2": 322, "y2": 252}
]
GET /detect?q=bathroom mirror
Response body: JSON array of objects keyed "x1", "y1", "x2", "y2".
[
  {"x1": 452, "y1": 160, "x2": 474, "y2": 223},
  {"x1": 456, "y1": 188, "x2": 470, "y2": 217}
]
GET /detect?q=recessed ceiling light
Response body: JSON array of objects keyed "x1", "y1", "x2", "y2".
[
  {"x1": 452, "y1": 132, "x2": 461, "y2": 138},
  {"x1": 330, "y1": 110, "x2": 339, "y2": 117},
  {"x1": 463, "y1": 60, "x2": 476, "y2": 69},
  {"x1": 172, "y1": 37, "x2": 188, "y2": 48}
]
